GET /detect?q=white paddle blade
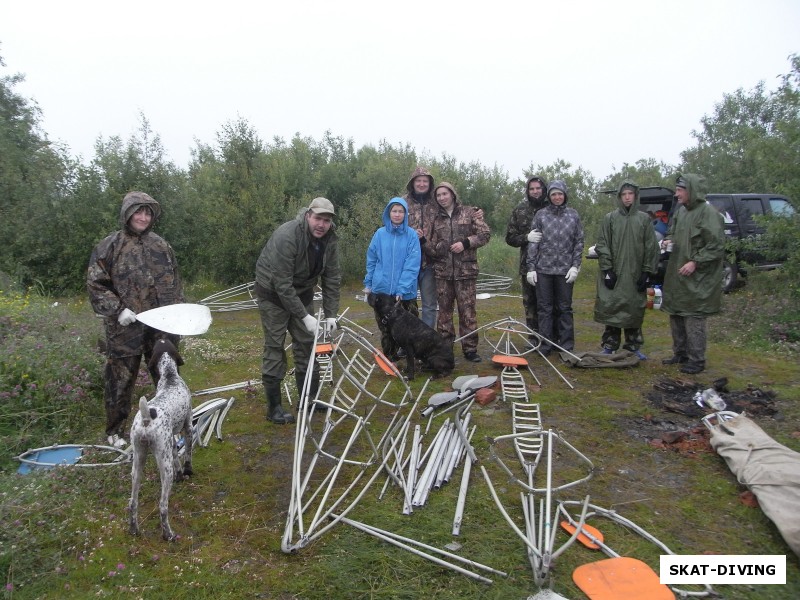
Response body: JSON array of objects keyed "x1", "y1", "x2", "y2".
[{"x1": 136, "y1": 303, "x2": 212, "y2": 336}]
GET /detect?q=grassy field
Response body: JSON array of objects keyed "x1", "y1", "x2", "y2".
[{"x1": 1, "y1": 263, "x2": 799, "y2": 599}]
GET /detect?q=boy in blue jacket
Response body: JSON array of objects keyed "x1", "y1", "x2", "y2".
[{"x1": 364, "y1": 197, "x2": 422, "y2": 359}]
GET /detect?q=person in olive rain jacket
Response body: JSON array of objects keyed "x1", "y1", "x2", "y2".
[
  {"x1": 593, "y1": 180, "x2": 659, "y2": 359},
  {"x1": 254, "y1": 198, "x2": 341, "y2": 424},
  {"x1": 660, "y1": 174, "x2": 725, "y2": 375}
]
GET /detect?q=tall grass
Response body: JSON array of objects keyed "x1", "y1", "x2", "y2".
[{"x1": 0, "y1": 291, "x2": 105, "y2": 469}]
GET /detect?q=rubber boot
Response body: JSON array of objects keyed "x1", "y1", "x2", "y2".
[
  {"x1": 264, "y1": 377, "x2": 295, "y2": 425},
  {"x1": 296, "y1": 371, "x2": 323, "y2": 412}
]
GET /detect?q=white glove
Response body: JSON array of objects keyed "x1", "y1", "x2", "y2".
[
  {"x1": 324, "y1": 317, "x2": 337, "y2": 334},
  {"x1": 526, "y1": 271, "x2": 538, "y2": 285},
  {"x1": 117, "y1": 308, "x2": 137, "y2": 326},
  {"x1": 527, "y1": 229, "x2": 542, "y2": 243},
  {"x1": 565, "y1": 266, "x2": 579, "y2": 284},
  {"x1": 302, "y1": 314, "x2": 318, "y2": 333}
]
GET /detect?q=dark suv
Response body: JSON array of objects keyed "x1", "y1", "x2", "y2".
[
  {"x1": 631, "y1": 187, "x2": 795, "y2": 292},
  {"x1": 705, "y1": 193, "x2": 795, "y2": 290}
]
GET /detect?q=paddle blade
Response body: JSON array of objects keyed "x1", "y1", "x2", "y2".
[
  {"x1": 560, "y1": 521, "x2": 604, "y2": 550},
  {"x1": 136, "y1": 303, "x2": 212, "y2": 336},
  {"x1": 573, "y1": 557, "x2": 674, "y2": 600},
  {"x1": 463, "y1": 375, "x2": 498, "y2": 391},
  {"x1": 373, "y1": 352, "x2": 397, "y2": 376}
]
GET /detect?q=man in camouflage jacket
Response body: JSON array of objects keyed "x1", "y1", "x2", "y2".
[
  {"x1": 87, "y1": 191, "x2": 184, "y2": 446},
  {"x1": 505, "y1": 176, "x2": 548, "y2": 335},
  {"x1": 428, "y1": 182, "x2": 491, "y2": 362}
]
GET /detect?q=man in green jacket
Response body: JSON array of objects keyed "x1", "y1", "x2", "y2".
[
  {"x1": 254, "y1": 198, "x2": 341, "y2": 424},
  {"x1": 660, "y1": 174, "x2": 725, "y2": 374},
  {"x1": 593, "y1": 181, "x2": 659, "y2": 359}
]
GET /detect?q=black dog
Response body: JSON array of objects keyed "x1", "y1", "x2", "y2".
[{"x1": 370, "y1": 294, "x2": 454, "y2": 380}]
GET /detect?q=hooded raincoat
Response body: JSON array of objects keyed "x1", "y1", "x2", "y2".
[
  {"x1": 87, "y1": 191, "x2": 184, "y2": 357},
  {"x1": 364, "y1": 198, "x2": 421, "y2": 300},
  {"x1": 661, "y1": 174, "x2": 725, "y2": 317},
  {"x1": 593, "y1": 181, "x2": 659, "y2": 328}
]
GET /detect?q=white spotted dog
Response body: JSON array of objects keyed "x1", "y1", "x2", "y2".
[{"x1": 128, "y1": 338, "x2": 193, "y2": 541}]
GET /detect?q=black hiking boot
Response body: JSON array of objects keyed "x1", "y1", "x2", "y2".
[
  {"x1": 680, "y1": 362, "x2": 705, "y2": 375},
  {"x1": 661, "y1": 355, "x2": 688, "y2": 365},
  {"x1": 264, "y1": 378, "x2": 295, "y2": 425}
]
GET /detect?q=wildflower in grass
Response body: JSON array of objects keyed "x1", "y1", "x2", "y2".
[{"x1": 116, "y1": 563, "x2": 125, "y2": 571}]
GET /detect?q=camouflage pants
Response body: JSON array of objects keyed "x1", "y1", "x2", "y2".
[
  {"x1": 103, "y1": 332, "x2": 178, "y2": 437},
  {"x1": 520, "y1": 274, "x2": 538, "y2": 334},
  {"x1": 373, "y1": 298, "x2": 419, "y2": 358},
  {"x1": 669, "y1": 315, "x2": 707, "y2": 367},
  {"x1": 435, "y1": 278, "x2": 478, "y2": 354},
  {"x1": 601, "y1": 326, "x2": 644, "y2": 352}
]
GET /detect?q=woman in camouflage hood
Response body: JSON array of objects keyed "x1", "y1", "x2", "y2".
[{"x1": 87, "y1": 191, "x2": 184, "y2": 447}]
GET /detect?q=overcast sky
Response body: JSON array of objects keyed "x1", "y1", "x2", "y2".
[{"x1": 2, "y1": 0, "x2": 798, "y2": 180}]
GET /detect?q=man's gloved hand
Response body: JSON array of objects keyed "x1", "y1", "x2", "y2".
[
  {"x1": 565, "y1": 266, "x2": 579, "y2": 284},
  {"x1": 636, "y1": 272, "x2": 649, "y2": 293},
  {"x1": 302, "y1": 314, "x2": 318, "y2": 333},
  {"x1": 324, "y1": 317, "x2": 338, "y2": 334},
  {"x1": 526, "y1": 271, "x2": 538, "y2": 286},
  {"x1": 527, "y1": 229, "x2": 542, "y2": 243},
  {"x1": 117, "y1": 308, "x2": 137, "y2": 326},
  {"x1": 602, "y1": 270, "x2": 617, "y2": 290}
]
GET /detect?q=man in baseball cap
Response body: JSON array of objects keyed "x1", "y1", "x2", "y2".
[{"x1": 253, "y1": 197, "x2": 341, "y2": 424}]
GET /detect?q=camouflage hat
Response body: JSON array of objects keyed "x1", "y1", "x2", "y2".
[{"x1": 675, "y1": 176, "x2": 687, "y2": 189}]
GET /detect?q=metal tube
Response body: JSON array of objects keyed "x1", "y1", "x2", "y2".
[
  {"x1": 451, "y1": 453, "x2": 472, "y2": 536},
  {"x1": 413, "y1": 422, "x2": 450, "y2": 506}
]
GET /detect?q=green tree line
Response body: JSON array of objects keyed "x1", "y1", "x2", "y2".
[{"x1": 1, "y1": 51, "x2": 798, "y2": 296}]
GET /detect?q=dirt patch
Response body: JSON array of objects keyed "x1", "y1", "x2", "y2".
[
  {"x1": 645, "y1": 377, "x2": 778, "y2": 418},
  {"x1": 618, "y1": 378, "x2": 779, "y2": 457}
]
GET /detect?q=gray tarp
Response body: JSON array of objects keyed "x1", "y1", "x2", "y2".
[{"x1": 708, "y1": 414, "x2": 800, "y2": 557}]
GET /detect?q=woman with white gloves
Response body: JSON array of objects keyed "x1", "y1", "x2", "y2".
[{"x1": 526, "y1": 180, "x2": 584, "y2": 355}]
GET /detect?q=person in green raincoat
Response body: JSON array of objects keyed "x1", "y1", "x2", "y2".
[
  {"x1": 593, "y1": 181, "x2": 659, "y2": 359},
  {"x1": 660, "y1": 174, "x2": 725, "y2": 374}
]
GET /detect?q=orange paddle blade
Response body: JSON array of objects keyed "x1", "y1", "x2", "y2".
[
  {"x1": 373, "y1": 352, "x2": 397, "y2": 376},
  {"x1": 491, "y1": 354, "x2": 529, "y2": 367},
  {"x1": 573, "y1": 557, "x2": 674, "y2": 600},
  {"x1": 560, "y1": 521, "x2": 604, "y2": 550}
]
